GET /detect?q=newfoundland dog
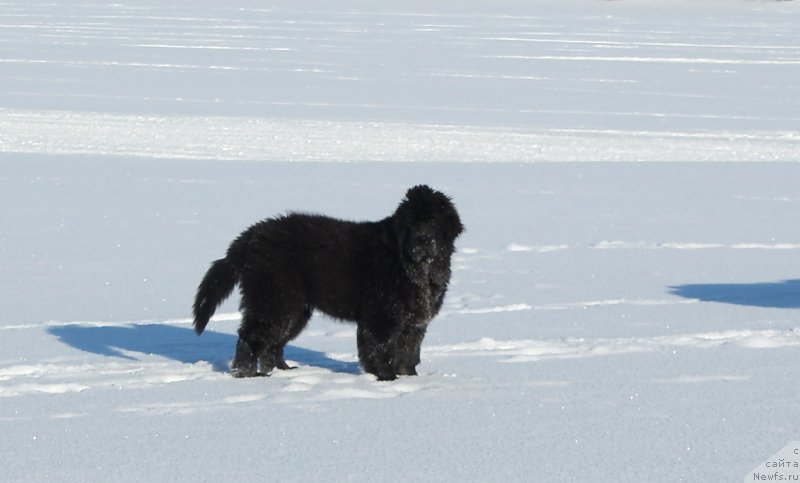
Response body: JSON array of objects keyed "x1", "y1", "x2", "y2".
[{"x1": 192, "y1": 185, "x2": 463, "y2": 381}]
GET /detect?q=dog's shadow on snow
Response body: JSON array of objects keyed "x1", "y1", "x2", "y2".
[
  {"x1": 48, "y1": 324, "x2": 361, "y2": 375},
  {"x1": 669, "y1": 279, "x2": 800, "y2": 309}
]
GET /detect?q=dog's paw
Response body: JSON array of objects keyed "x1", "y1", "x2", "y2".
[
  {"x1": 395, "y1": 365, "x2": 418, "y2": 376},
  {"x1": 231, "y1": 366, "x2": 259, "y2": 378},
  {"x1": 375, "y1": 370, "x2": 398, "y2": 382}
]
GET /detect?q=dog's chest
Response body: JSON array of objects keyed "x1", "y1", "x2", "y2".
[{"x1": 405, "y1": 275, "x2": 447, "y2": 326}]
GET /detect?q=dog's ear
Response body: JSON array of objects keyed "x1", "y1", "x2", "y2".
[
  {"x1": 445, "y1": 212, "x2": 464, "y2": 241},
  {"x1": 427, "y1": 190, "x2": 463, "y2": 243},
  {"x1": 440, "y1": 208, "x2": 464, "y2": 243},
  {"x1": 384, "y1": 213, "x2": 410, "y2": 259}
]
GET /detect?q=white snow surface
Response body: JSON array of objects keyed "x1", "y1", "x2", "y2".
[{"x1": 2, "y1": 1, "x2": 800, "y2": 482}]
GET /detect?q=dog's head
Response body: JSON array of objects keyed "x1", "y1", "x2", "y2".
[{"x1": 393, "y1": 185, "x2": 464, "y2": 265}]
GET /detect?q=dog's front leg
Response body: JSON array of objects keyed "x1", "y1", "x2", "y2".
[
  {"x1": 393, "y1": 323, "x2": 427, "y2": 376},
  {"x1": 356, "y1": 324, "x2": 398, "y2": 381}
]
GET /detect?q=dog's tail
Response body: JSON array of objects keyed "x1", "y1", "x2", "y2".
[{"x1": 192, "y1": 231, "x2": 251, "y2": 335}]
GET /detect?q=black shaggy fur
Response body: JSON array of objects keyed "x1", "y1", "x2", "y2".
[{"x1": 192, "y1": 185, "x2": 463, "y2": 381}]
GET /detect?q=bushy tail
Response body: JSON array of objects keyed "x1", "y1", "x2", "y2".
[
  {"x1": 193, "y1": 230, "x2": 253, "y2": 334},
  {"x1": 193, "y1": 257, "x2": 238, "y2": 334}
]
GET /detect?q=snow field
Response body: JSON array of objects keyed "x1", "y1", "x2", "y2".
[{"x1": 2, "y1": 1, "x2": 800, "y2": 482}]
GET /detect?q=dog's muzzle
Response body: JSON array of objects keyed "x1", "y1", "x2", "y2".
[{"x1": 406, "y1": 235, "x2": 436, "y2": 263}]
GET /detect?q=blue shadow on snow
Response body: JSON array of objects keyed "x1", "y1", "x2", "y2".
[
  {"x1": 669, "y1": 279, "x2": 800, "y2": 309},
  {"x1": 48, "y1": 324, "x2": 360, "y2": 374}
]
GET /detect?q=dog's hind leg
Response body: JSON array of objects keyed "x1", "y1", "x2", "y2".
[
  {"x1": 262, "y1": 345, "x2": 300, "y2": 371},
  {"x1": 258, "y1": 303, "x2": 313, "y2": 373},
  {"x1": 231, "y1": 314, "x2": 263, "y2": 378},
  {"x1": 232, "y1": 291, "x2": 274, "y2": 378}
]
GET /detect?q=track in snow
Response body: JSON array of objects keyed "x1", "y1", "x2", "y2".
[
  {"x1": 4, "y1": 303, "x2": 800, "y2": 407},
  {"x1": 1, "y1": 1, "x2": 799, "y2": 161}
]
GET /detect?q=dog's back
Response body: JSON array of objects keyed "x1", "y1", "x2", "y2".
[{"x1": 243, "y1": 213, "x2": 394, "y2": 321}]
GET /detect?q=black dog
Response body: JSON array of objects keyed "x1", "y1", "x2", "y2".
[{"x1": 193, "y1": 185, "x2": 463, "y2": 381}]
